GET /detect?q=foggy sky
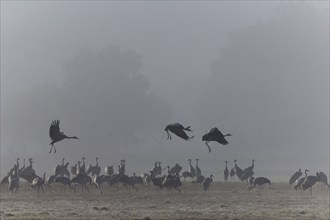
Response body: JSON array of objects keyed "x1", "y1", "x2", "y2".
[{"x1": 1, "y1": 1, "x2": 329, "y2": 180}]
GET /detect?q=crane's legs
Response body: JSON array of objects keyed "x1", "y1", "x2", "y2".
[
  {"x1": 205, "y1": 142, "x2": 211, "y2": 153},
  {"x1": 166, "y1": 131, "x2": 172, "y2": 140},
  {"x1": 49, "y1": 145, "x2": 57, "y2": 153}
]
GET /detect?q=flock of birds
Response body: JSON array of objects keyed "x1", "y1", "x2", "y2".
[
  {"x1": 1, "y1": 157, "x2": 212, "y2": 194},
  {"x1": 1, "y1": 156, "x2": 328, "y2": 195},
  {"x1": 289, "y1": 168, "x2": 329, "y2": 195},
  {"x1": 1, "y1": 120, "x2": 328, "y2": 195},
  {"x1": 50, "y1": 120, "x2": 231, "y2": 153}
]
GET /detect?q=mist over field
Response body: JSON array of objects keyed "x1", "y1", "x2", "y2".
[{"x1": 1, "y1": 1, "x2": 329, "y2": 180}]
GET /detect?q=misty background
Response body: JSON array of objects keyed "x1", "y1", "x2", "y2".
[{"x1": 1, "y1": 1, "x2": 329, "y2": 180}]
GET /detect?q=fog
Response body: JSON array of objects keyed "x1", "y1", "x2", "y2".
[{"x1": 1, "y1": 1, "x2": 329, "y2": 180}]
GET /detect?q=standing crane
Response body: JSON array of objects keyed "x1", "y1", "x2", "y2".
[
  {"x1": 203, "y1": 175, "x2": 214, "y2": 191},
  {"x1": 289, "y1": 168, "x2": 302, "y2": 185},
  {"x1": 234, "y1": 159, "x2": 243, "y2": 181},
  {"x1": 86, "y1": 157, "x2": 101, "y2": 176},
  {"x1": 224, "y1": 161, "x2": 229, "y2": 182},
  {"x1": 80, "y1": 157, "x2": 86, "y2": 175},
  {"x1": 8, "y1": 164, "x2": 19, "y2": 193},
  {"x1": 318, "y1": 172, "x2": 329, "y2": 188},
  {"x1": 195, "y1": 159, "x2": 202, "y2": 177},
  {"x1": 294, "y1": 169, "x2": 309, "y2": 191},
  {"x1": 152, "y1": 162, "x2": 158, "y2": 177},
  {"x1": 169, "y1": 163, "x2": 182, "y2": 175},
  {"x1": 156, "y1": 162, "x2": 162, "y2": 176},
  {"x1": 302, "y1": 172, "x2": 320, "y2": 195},
  {"x1": 188, "y1": 159, "x2": 196, "y2": 179},
  {"x1": 240, "y1": 159, "x2": 255, "y2": 181},
  {"x1": 248, "y1": 177, "x2": 271, "y2": 191},
  {"x1": 230, "y1": 168, "x2": 236, "y2": 181},
  {"x1": 31, "y1": 172, "x2": 46, "y2": 194},
  {"x1": 105, "y1": 165, "x2": 114, "y2": 176}
]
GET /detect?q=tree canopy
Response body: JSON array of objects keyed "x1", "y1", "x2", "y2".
[{"x1": 2, "y1": 46, "x2": 172, "y2": 156}]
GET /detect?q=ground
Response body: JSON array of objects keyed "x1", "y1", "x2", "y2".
[{"x1": 0, "y1": 182, "x2": 329, "y2": 220}]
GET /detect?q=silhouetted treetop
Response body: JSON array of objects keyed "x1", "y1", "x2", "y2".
[
  {"x1": 196, "y1": 4, "x2": 328, "y2": 159},
  {"x1": 3, "y1": 46, "x2": 172, "y2": 155}
]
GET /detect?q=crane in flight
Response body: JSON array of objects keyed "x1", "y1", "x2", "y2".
[
  {"x1": 49, "y1": 120, "x2": 79, "y2": 153},
  {"x1": 202, "y1": 127, "x2": 232, "y2": 153},
  {"x1": 165, "y1": 123, "x2": 194, "y2": 141}
]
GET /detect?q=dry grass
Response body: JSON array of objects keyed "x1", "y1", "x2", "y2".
[{"x1": 0, "y1": 182, "x2": 329, "y2": 220}]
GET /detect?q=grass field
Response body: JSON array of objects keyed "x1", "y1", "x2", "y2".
[{"x1": 0, "y1": 181, "x2": 329, "y2": 220}]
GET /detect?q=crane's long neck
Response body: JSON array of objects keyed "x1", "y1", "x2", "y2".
[
  {"x1": 16, "y1": 158, "x2": 19, "y2": 169},
  {"x1": 225, "y1": 161, "x2": 228, "y2": 168},
  {"x1": 62, "y1": 158, "x2": 65, "y2": 166},
  {"x1": 196, "y1": 160, "x2": 199, "y2": 166},
  {"x1": 96, "y1": 158, "x2": 98, "y2": 166},
  {"x1": 304, "y1": 170, "x2": 308, "y2": 177}
]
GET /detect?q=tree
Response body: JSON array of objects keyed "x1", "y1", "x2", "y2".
[
  {"x1": 195, "y1": 3, "x2": 328, "y2": 170},
  {"x1": 2, "y1": 46, "x2": 172, "y2": 156}
]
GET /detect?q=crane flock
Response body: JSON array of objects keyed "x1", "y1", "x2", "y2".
[
  {"x1": 49, "y1": 121, "x2": 231, "y2": 154},
  {"x1": 1, "y1": 156, "x2": 328, "y2": 196},
  {"x1": 0, "y1": 119, "x2": 328, "y2": 197}
]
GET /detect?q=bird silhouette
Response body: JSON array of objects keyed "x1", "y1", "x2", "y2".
[
  {"x1": 49, "y1": 120, "x2": 79, "y2": 153},
  {"x1": 165, "y1": 123, "x2": 194, "y2": 141},
  {"x1": 224, "y1": 161, "x2": 229, "y2": 182},
  {"x1": 289, "y1": 168, "x2": 302, "y2": 185},
  {"x1": 302, "y1": 172, "x2": 320, "y2": 195},
  {"x1": 203, "y1": 174, "x2": 214, "y2": 191},
  {"x1": 202, "y1": 127, "x2": 232, "y2": 153}
]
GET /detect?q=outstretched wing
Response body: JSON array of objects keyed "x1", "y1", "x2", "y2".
[
  {"x1": 172, "y1": 123, "x2": 185, "y2": 130},
  {"x1": 209, "y1": 127, "x2": 228, "y2": 145},
  {"x1": 170, "y1": 127, "x2": 191, "y2": 140},
  {"x1": 49, "y1": 120, "x2": 62, "y2": 141},
  {"x1": 210, "y1": 127, "x2": 224, "y2": 136}
]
